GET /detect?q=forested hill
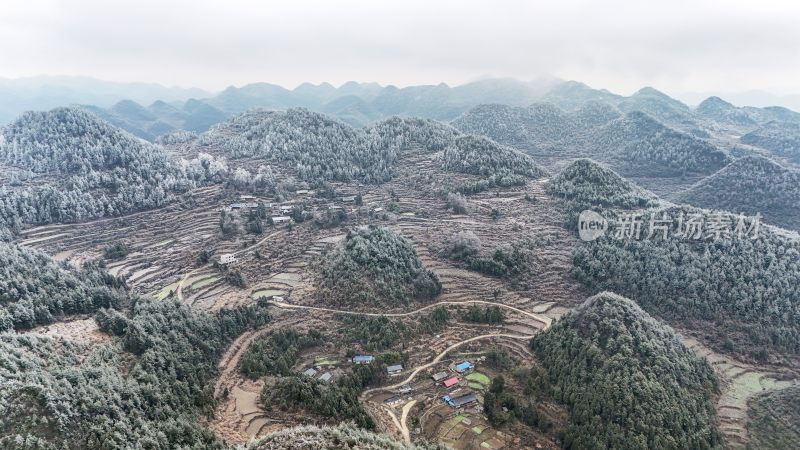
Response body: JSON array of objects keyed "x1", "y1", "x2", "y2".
[
  {"x1": 740, "y1": 121, "x2": 800, "y2": 164},
  {"x1": 198, "y1": 107, "x2": 545, "y2": 184},
  {"x1": 0, "y1": 107, "x2": 226, "y2": 230},
  {"x1": 571, "y1": 205, "x2": 800, "y2": 361},
  {"x1": 0, "y1": 107, "x2": 167, "y2": 174},
  {"x1": 678, "y1": 156, "x2": 800, "y2": 230},
  {"x1": 546, "y1": 158, "x2": 659, "y2": 211},
  {"x1": 530, "y1": 292, "x2": 720, "y2": 450},
  {"x1": 0, "y1": 299, "x2": 271, "y2": 449},
  {"x1": 0, "y1": 240, "x2": 128, "y2": 331},
  {"x1": 318, "y1": 227, "x2": 441, "y2": 308},
  {"x1": 589, "y1": 111, "x2": 731, "y2": 177},
  {"x1": 453, "y1": 103, "x2": 731, "y2": 178}
]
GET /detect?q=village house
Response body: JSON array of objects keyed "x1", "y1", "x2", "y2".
[
  {"x1": 431, "y1": 371, "x2": 449, "y2": 383},
  {"x1": 219, "y1": 254, "x2": 236, "y2": 265},
  {"x1": 387, "y1": 364, "x2": 404, "y2": 376},
  {"x1": 271, "y1": 216, "x2": 292, "y2": 224},
  {"x1": 319, "y1": 372, "x2": 333, "y2": 383},
  {"x1": 352, "y1": 355, "x2": 374, "y2": 364},
  {"x1": 384, "y1": 396, "x2": 402, "y2": 406},
  {"x1": 303, "y1": 368, "x2": 317, "y2": 377},
  {"x1": 229, "y1": 202, "x2": 259, "y2": 210},
  {"x1": 455, "y1": 361, "x2": 474, "y2": 373},
  {"x1": 443, "y1": 377, "x2": 459, "y2": 388}
]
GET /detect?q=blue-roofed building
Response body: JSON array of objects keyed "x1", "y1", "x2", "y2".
[
  {"x1": 455, "y1": 361, "x2": 474, "y2": 373},
  {"x1": 352, "y1": 355, "x2": 374, "y2": 364}
]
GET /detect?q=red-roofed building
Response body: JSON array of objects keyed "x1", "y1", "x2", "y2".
[{"x1": 443, "y1": 377, "x2": 459, "y2": 388}]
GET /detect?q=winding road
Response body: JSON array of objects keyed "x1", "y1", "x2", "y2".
[{"x1": 267, "y1": 297, "x2": 550, "y2": 443}]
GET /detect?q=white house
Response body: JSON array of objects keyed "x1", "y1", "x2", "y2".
[
  {"x1": 272, "y1": 216, "x2": 292, "y2": 224},
  {"x1": 219, "y1": 254, "x2": 236, "y2": 265}
]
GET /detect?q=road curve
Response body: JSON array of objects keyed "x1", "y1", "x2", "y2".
[{"x1": 268, "y1": 300, "x2": 552, "y2": 329}]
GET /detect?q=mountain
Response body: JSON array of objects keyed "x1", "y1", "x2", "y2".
[
  {"x1": 540, "y1": 80, "x2": 623, "y2": 110},
  {"x1": 740, "y1": 121, "x2": 800, "y2": 164},
  {"x1": 78, "y1": 98, "x2": 228, "y2": 141},
  {"x1": 546, "y1": 158, "x2": 659, "y2": 211},
  {"x1": 530, "y1": 292, "x2": 720, "y2": 450},
  {"x1": 0, "y1": 107, "x2": 224, "y2": 229},
  {"x1": 678, "y1": 156, "x2": 800, "y2": 230},
  {"x1": 197, "y1": 107, "x2": 544, "y2": 185},
  {"x1": 617, "y1": 87, "x2": 699, "y2": 131},
  {"x1": 696, "y1": 96, "x2": 759, "y2": 128},
  {"x1": 0, "y1": 75, "x2": 210, "y2": 125},
  {"x1": 453, "y1": 103, "x2": 730, "y2": 182},
  {"x1": 592, "y1": 111, "x2": 731, "y2": 177},
  {"x1": 572, "y1": 205, "x2": 800, "y2": 360}
]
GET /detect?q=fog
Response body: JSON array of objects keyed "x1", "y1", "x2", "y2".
[{"x1": 1, "y1": 0, "x2": 798, "y2": 97}]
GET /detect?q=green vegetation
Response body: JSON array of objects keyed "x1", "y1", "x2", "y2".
[
  {"x1": 0, "y1": 298, "x2": 271, "y2": 449},
  {"x1": 0, "y1": 107, "x2": 227, "y2": 230},
  {"x1": 443, "y1": 231, "x2": 527, "y2": 277},
  {"x1": 572, "y1": 206, "x2": 800, "y2": 359},
  {"x1": 341, "y1": 315, "x2": 407, "y2": 351},
  {"x1": 260, "y1": 363, "x2": 386, "y2": 429},
  {"x1": 530, "y1": 292, "x2": 720, "y2": 450},
  {"x1": 678, "y1": 156, "x2": 800, "y2": 230},
  {"x1": 483, "y1": 375, "x2": 550, "y2": 432},
  {"x1": 103, "y1": 241, "x2": 130, "y2": 260},
  {"x1": 225, "y1": 269, "x2": 247, "y2": 288},
  {"x1": 415, "y1": 306, "x2": 449, "y2": 334},
  {"x1": 239, "y1": 329, "x2": 323, "y2": 379},
  {"x1": 460, "y1": 305, "x2": 505, "y2": 324},
  {"x1": 318, "y1": 227, "x2": 441, "y2": 308},
  {"x1": 440, "y1": 135, "x2": 548, "y2": 188},
  {"x1": 741, "y1": 121, "x2": 800, "y2": 164},
  {"x1": 246, "y1": 423, "x2": 441, "y2": 450},
  {"x1": 546, "y1": 158, "x2": 658, "y2": 212},
  {"x1": 746, "y1": 386, "x2": 800, "y2": 449},
  {"x1": 0, "y1": 241, "x2": 127, "y2": 331}
]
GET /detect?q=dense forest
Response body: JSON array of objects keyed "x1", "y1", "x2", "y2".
[
  {"x1": 439, "y1": 135, "x2": 548, "y2": 187},
  {"x1": 199, "y1": 109, "x2": 454, "y2": 184},
  {"x1": 198, "y1": 107, "x2": 547, "y2": 187},
  {"x1": 745, "y1": 386, "x2": 800, "y2": 449},
  {"x1": 239, "y1": 328, "x2": 323, "y2": 379},
  {"x1": 317, "y1": 227, "x2": 441, "y2": 308},
  {"x1": 260, "y1": 363, "x2": 385, "y2": 430},
  {"x1": 453, "y1": 102, "x2": 730, "y2": 177},
  {"x1": 740, "y1": 121, "x2": 800, "y2": 164},
  {"x1": 246, "y1": 423, "x2": 441, "y2": 450},
  {"x1": 0, "y1": 298, "x2": 271, "y2": 449},
  {"x1": 571, "y1": 206, "x2": 800, "y2": 360},
  {"x1": 678, "y1": 156, "x2": 800, "y2": 230},
  {"x1": 0, "y1": 240, "x2": 127, "y2": 331},
  {"x1": 546, "y1": 158, "x2": 658, "y2": 212},
  {"x1": 530, "y1": 292, "x2": 721, "y2": 450},
  {"x1": 0, "y1": 107, "x2": 228, "y2": 229},
  {"x1": 442, "y1": 230, "x2": 529, "y2": 277},
  {"x1": 593, "y1": 111, "x2": 730, "y2": 176},
  {"x1": 341, "y1": 315, "x2": 408, "y2": 351}
]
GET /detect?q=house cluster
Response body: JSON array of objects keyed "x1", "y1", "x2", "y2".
[{"x1": 432, "y1": 360, "x2": 479, "y2": 409}]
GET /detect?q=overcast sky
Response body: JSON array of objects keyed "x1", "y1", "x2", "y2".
[{"x1": 2, "y1": 0, "x2": 799, "y2": 96}]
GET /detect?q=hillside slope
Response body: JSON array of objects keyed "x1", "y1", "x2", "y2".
[
  {"x1": 0, "y1": 107, "x2": 225, "y2": 229},
  {"x1": 678, "y1": 156, "x2": 800, "y2": 230}
]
